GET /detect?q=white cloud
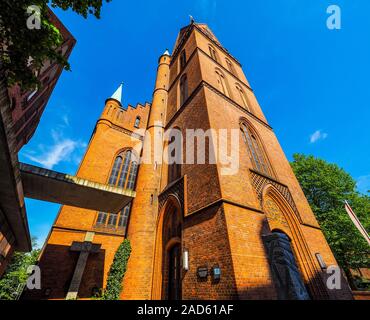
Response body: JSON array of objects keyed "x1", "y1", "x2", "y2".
[
  {"x1": 23, "y1": 129, "x2": 85, "y2": 169},
  {"x1": 62, "y1": 115, "x2": 69, "y2": 126},
  {"x1": 309, "y1": 130, "x2": 328, "y2": 143},
  {"x1": 357, "y1": 175, "x2": 370, "y2": 194}
]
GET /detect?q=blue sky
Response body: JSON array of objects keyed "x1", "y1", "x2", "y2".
[{"x1": 19, "y1": 0, "x2": 370, "y2": 247}]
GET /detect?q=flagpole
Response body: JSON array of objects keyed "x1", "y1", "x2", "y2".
[{"x1": 344, "y1": 200, "x2": 370, "y2": 246}]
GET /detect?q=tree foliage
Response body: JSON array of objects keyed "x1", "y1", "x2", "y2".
[
  {"x1": 0, "y1": 0, "x2": 110, "y2": 89},
  {"x1": 100, "y1": 239, "x2": 131, "y2": 300},
  {"x1": 291, "y1": 154, "x2": 370, "y2": 283},
  {"x1": 0, "y1": 237, "x2": 41, "y2": 300}
]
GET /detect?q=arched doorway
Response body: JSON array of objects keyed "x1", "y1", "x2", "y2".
[
  {"x1": 262, "y1": 185, "x2": 328, "y2": 300},
  {"x1": 167, "y1": 243, "x2": 181, "y2": 300},
  {"x1": 162, "y1": 204, "x2": 182, "y2": 300},
  {"x1": 264, "y1": 229, "x2": 310, "y2": 300},
  {"x1": 152, "y1": 196, "x2": 183, "y2": 300}
]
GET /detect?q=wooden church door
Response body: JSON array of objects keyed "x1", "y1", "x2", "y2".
[{"x1": 168, "y1": 243, "x2": 181, "y2": 300}]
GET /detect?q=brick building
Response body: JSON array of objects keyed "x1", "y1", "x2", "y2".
[
  {"x1": 7, "y1": 9, "x2": 76, "y2": 152},
  {"x1": 24, "y1": 21, "x2": 353, "y2": 300},
  {"x1": 0, "y1": 9, "x2": 75, "y2": 277}
]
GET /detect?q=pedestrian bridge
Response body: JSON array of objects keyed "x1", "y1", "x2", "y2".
[{"x1": 20, "y1": 163, "x2": 135, "y2": 213}]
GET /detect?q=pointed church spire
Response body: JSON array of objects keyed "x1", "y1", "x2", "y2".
[
  {"x1": 189, "y1": 15, "x2": 195, "y2": 24},
  {"x1": 111, "y1": 82, "x2": 123, "y2": 104},
  {"x1": 163, "y1": 48, "x2": 171, "y2": 56}
]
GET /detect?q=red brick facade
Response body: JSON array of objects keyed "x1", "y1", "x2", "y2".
[
  {"x1": 24, "y1": 22, "x2": 353, "y2": 300},
  {"x1": 0, "y1": 9, "x2": 75, "y2": 277},
  {"x1": 7, "y1": 9, "x2": 75, "y2": 152}
]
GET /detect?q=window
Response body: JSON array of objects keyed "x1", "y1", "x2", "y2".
[
  {"x1": 96, "y1": 203, "x2": 131, "y2": 230},
  {"x1": 96, "y1": 212, "x2": 108, "y2": 225},
  {"x1": 96, "y1": 150, "x2": 138, "y2": 231},
  {"x1": 215, "y1": 69, "x2": 230, "y2": 97},
  {"x1": 108, "y1": 213, "x2": 118, "y2": 226},
  {"x1": 240, "y1": 122, "x2": 272, "y2": 176},
  {"x1": 168, "y1": 134, "x2": 182, "y2": 184},
  {"x1": 179, "y1": 50, "x2": 186, "y2": 70},
  {"x1": 118, "y1": 203, "x2": 131, "y2": 229},
  {"x1": 10, "y1": 97, "x2": 16, "y2": 110},
  {"x1": 26, "y1": 88, "x2": 38, "y2": 102},
  {"x1": 108, "y1": 156, "x2": 122, "y2": 185},
  {"x1": 225, "y1": 59, "x2": 236, "y2": 75},
  {"x1": 236, "y1": 84, "x2": 250, "y2": 111},
  {"x1": 209, "y1": 45, "x2": 218, "y2": 62},
  {"x1": 134, "y1": 116, "x2": 140, "y2": 128},
  {"x1": 179, "y1": 74, "x2": 188, "y2": 106}
]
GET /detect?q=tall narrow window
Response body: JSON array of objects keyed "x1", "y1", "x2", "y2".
[
  {"x1": 180, "y1": 50, "x2": 186, "y2": 70},
  {"x1": 108, "y1": 156, "x2": 122, "y2": 185},
  {"x1": 118, "y1": 203, "x2": 131, "y2": 229},
  {"x1": 236, "y1": 84, "x2": 250, "y2": 111},
  {"x1": 108, "y1": 213, "x2": 118, "y2": 227},
  {"x1": 168, "y1": 132, "x2": 182, "y2": 184},
  {"x1": 96, "y1": 212, "x2": 108, "y2": 225},
  {"x1": 134, "y1": 116, "x2": 140, "y2": 128},
  {"x1": 126, "y1": 161, "x2": 138, "y2": 190},
  {"x1": 225, "y1": 58, "x2": 236, "y2": 75},
  {"x1": 241, "y1": 122, "x2": 272, "y2": 176},
  {"x1": 215, "y1": 69, "x2": 230, "y2": 97},
  {"x1": 96, "y1": 150, "x2": 138, "y2": 231},
  {"x1": 209, "y1": 45, "x2": 218, "y2": 62},
  {"x1": 179, "y1": 74, "x2": 188, "y2": 106},
  {"x1": 117, "y1": 151, "x2": 132, "y2": 188}
]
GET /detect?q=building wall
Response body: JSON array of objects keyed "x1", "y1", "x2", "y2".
[
  {"x1": 158, "y1": 23, "x2": 353, "y2": 300},
  {"x1": 23, "y1": 100, "x2": 150, "y2": 299},
  {"x1": 24, "y1": 22, "x2": 354, "y2": 300},
  {"x1": 7, "y1": 8, "x2": 76, "y2": 152},
  {"x1": 0, "y1": 212, "x2": 15, "y2": 276},
  {"x1": 0, "y1": 8, "x2": 73, "y2": 278},
  {"x1": 182, "y1": 204, "x2": 239, "y2": 300}
]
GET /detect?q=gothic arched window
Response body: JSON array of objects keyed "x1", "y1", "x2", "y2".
[
  {"x1": 96, "y1": 150, "x2": 138, "y2": 231},
  {"x1": 180, "y1": 50, "x2": 186, "y2": 70},
  {"x1": 134, "y1": 116, "x2": 141, "y2": 128},
  {"x1": 109, "y1": 150, "x2": 138, "y2": 190},
  {"x1": 168, "y1": 131, "x2": 182, "y2": 184},
  {"x1": 240, "y1": 122, "x2": 273, "y2": 177},
  {"x1": 215, "y1": 69, "x2": 230, "y2": 97},
  {"x1": 225, "y1": 58, "x2": 236, "y2": 75},
  {"x1": 179, "y1": 74, "x2": 188, "y2": 106},
  {"x1": 209, "y1": 45, "x2": 218, "y2": 62},
  {"x1": 236, "y1": 84, "x2": 250, "y2": 111}
]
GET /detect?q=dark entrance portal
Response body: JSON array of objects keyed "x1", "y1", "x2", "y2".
[
  {"x1": 263, "y1": 232, "x2": 310, "y2": 300},
  {"x1": 162, "y1": 202, "x2": 182, "y2": 300},
  {"x1": 168, "y1": 243, "x2": 181, "y2": 300}
]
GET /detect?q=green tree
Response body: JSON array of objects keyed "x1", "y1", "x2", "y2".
[
  {"x1": 0, "y1": 237, "x2": 41, "y2": 300},
  {"x1": 291, "y1": 154, "x2": 370, "y2": 287},
  {"x1": 0, "y1": 0, "x2": 111, "y2": 89}
]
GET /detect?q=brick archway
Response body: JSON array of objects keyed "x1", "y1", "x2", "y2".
[
  {"x1": 151, "y1": 195, "x2": 182, "y2": 300},
  {"x1": 262, "y1": 184, "x2": 329, "y2": 299}
]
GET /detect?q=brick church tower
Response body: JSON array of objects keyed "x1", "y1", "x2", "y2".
[{"x1": 25, "y1": 21, "x2": 353, "y2": 300}]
